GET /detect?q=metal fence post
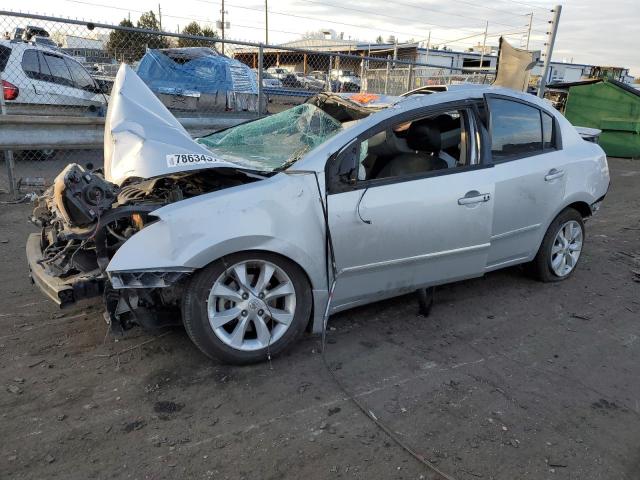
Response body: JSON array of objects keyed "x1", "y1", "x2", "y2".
[
  {"x1": 359, "y1": 53, "x2": 365, "y2": 93},
  {"x1": 407, "y1": 63, "x2": 414, "y2": 92},
  {"x1": 384, "y1": 55, "x2": 391, "y2": 95},
  {"x1": 257, "y1": 44, "x2": 264, "y2": 116}
]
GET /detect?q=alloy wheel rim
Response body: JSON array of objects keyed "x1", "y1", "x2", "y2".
[
  {"x1": 207, "y1": 260, "x2": 296, "y2": 351},
  {"x1": 550, "y1": 220, "x2": 583, "y2": 277}
]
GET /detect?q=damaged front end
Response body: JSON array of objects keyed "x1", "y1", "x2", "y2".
[
  {"x1": 27, "y1": 64, "x2": 363, "y2": 334},
  {"x1": 28, "y1": 162, "x2": 257, "y2": 331},
  {"x1": 26, "y1": 63, "x2": 267, "y2": 332}
]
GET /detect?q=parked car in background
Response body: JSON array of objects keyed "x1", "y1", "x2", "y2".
[
  {"x1": 12, "y1": 25, "x2": 59, "y2": 49},
  {"x1": 294, "y1": 72, "x2": 325, "y2": 90},
  {"x1": 308, "y1": 70, "x2": 329, "y2": 84},
  {"x1": 266, "y1": 66, "x2": 302, "y2": 88},
  {"x1": 0, "y1": 38, "x2": 107, "y2": 116},
  {"x1": 258, "y1": 71, "x2": 282, "y2": 88},
  {"x1": 136, "y1": 47, "x2": 261, "y2": 113},
  {"x1": 330, "y1": 69, "x2": 361, "y2": 92},
  {"x1": 27, "y1": 65, "x2": 610, "y2": 364}
]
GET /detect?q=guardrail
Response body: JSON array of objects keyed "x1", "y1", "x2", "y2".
[{"x1": 0, "y1": 114, "x2": 258, "y2": 150}]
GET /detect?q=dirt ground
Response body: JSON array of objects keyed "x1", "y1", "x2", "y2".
[{"x1": 1, "y1": 157, "x2": 639, "y2": 480}]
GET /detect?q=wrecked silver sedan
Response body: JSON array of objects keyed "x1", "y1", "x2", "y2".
[{"x1": 27, "y1": 65, "x2": 610, "y2": 364}]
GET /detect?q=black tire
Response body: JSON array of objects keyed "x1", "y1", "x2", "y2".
[
  {"x1": 182, "y1": 252, "x2": 312, "y2": 364},
  {"x1": 527, "y1": 208, "x2": 585, "y2": 282}
]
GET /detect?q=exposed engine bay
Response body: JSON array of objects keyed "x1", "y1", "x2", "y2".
[{"x1": 29, "y1": 163, "x2": 260, "y2": 330}]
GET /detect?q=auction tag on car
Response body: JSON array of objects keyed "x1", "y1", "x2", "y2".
[{"x1": 166, "y1": 153, "x2": 219, "y2": 167}]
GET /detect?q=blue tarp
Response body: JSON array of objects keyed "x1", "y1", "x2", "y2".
[{"x1": 136, "y1": 47, "x2": 258, "y2": 95}]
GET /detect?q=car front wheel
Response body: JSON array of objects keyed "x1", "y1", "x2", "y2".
[
  {"x1": 182, "y1": 252, "x2": 312, "y2": 364},
  {"x1": 529, "y1": 208, "x2": 585, "y2": 282}
]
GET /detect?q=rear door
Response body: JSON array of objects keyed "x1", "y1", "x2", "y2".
[
  {"x1": 483, "y1": 94, "x2": 567, "y2": 270},
  {"x1": 23, "y1": 50, "x2": 97, "y2": 108}
]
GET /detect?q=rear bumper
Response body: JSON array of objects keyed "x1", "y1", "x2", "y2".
[{"x1": 26, "y1": 233, "x2": 104, "y2": 307}]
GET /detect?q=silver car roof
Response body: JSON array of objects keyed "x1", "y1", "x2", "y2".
[{"x1": 291, "y1": 85, "x2": 568, "y2": 173}]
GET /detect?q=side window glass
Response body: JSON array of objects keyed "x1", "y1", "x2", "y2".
[
  {"x1": 488, "y1": 98, "x2": 542, "y2": 158},
  {"x1": 0, "y1": 45, "x2": 11, "y2": 73},
  {"x1": 542, "y1": 111, "x2": 555, "y2": 149},
  {"x1": 65, "y1": 58, "x2": 95, "y2": 91},
  {"x1": 21, "y1": 50, "x2": 40, "y2": 79},
  {"x1": 41, "y1": 53, "x2": 74, "y2": 87},
  {"x1": 357, "y1": 110, "x2": 470, "y2": 182},
  {"x1": 37, "y1": 51, "x2": 52, "y2": 79}
]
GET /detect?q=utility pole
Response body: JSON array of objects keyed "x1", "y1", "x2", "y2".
[
  {"x1": 538, "y1": 5, "x2": 562, "y2": 98},
  {"x1": 479, "y1": 21, "x2": 488, "y2": 72},
  {"x1": 424, "y1": 30, "x2": 431, "y2": 64},
  {"x1": 157, "y1": 4, "x2": 162, "y2": 30},
  {"x1": 265, "y1": 0, "x2": 268, "y2": 45},
  {"x1": 525, "y1": 12, "x2": 533, "y2": 49}
]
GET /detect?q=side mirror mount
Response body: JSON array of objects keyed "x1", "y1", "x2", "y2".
[
  {"x1": 327, "y1": 139, "x2": 360, "y2": 193},
  {"x1": 337, "y1": 141, "x2": 359, "y2": 185}
]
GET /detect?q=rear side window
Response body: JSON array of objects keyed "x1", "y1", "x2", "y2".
[
  {"x1": 41, "y1": 53, "x2": 74, "y2": 87},
  {"x1": 0, "y1": 45, "x2": 11, "y2": 72},
  {"x1": 542, "y1": 111, "x2": 555, "y2": 149},
  {"x1": 37, "y1": 51, "x2": 52, "y2": 78},
  {"x1": 488, "y1": 97, "x2": 542, "y2": 158}
]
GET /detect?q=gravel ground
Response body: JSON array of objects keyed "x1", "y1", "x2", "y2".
[{"x1": 0, "y1": 157, "x2": 639, "y2": 480}]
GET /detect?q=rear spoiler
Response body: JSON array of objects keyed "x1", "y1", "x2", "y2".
[{"x1": 575, "y1": 126, "x2": 601, "y2": 144}]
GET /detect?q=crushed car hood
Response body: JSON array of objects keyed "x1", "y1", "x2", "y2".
[{"x1": 104, "y1": 64, "x2": 242, "y2": 185}]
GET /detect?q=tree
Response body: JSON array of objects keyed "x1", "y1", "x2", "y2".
[
  {"x1": 375, "y1": 35, "x2": 383, "y2": 44},
  {"x1": 202, "y1": 27, "x2": 217, "y2": 39},
  {"x1": 137, "y1": 11, "x2": 169, "y2": 50},
  {"x1": 106, "y1": 13, "x2": 168, "y2": 63},
  {"x1": 106, "y1": 19, "x2": 142, "y2": 62},
  {"x1": 177, "y1": 21, "x2": 218, "y2": 48}
]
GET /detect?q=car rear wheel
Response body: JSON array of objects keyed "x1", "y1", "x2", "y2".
[
  {"x1": 182, "y1": 252, "x2": 312, "y2": 364},
  {"x1": 528, "y1": 208, "x2": 585, "y2": 282}
]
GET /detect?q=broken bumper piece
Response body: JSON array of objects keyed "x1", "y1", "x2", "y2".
[
  {"x1": 108, "y1": 269, "x2": 191, "y2": 289},
  {"x1": 26, "y1": 233, "x2": 105, "y2": 307}
]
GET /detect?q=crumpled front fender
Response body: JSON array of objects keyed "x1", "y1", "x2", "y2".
[{"x1": 106, "y1": 173, "x2": 327, "y2": 292}]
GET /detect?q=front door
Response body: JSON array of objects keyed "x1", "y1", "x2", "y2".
[{"x1": 326, "y1": 106, "x2": 495, "y2": 310}]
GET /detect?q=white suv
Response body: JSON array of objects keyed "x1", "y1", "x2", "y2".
[{"x1": 0, "y1": 39, "x2": 107, "y2": 115}]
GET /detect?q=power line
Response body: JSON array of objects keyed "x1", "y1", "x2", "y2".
[
  {"x1": 63, "y1": 0, "x2": 545, "y2": 51},
  {"x1": 194, "y1": 0, "x2": 443, "y2": 41},
  {"x1": 496, "y1": 0, "x2": 552, "y2": 13},
  {"x1": 386, "y1": 0, "x2": 538, "y2": 31},
  {"x1": 202, "y1": 0, "x2": 548, "y2": 45},
  {"x1": 63, "y1": 0, "x2": 310, "y2": 37},
  {"x1": 291, "y1": 0, "x2": 461, "y2": 43}
]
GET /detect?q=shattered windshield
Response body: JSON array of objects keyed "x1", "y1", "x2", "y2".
[{"x1": 197, "y1": 104, "x2": 342, "y2": 171}]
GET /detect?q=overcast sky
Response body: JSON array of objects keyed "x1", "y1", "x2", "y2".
[{"x1": 4, "y1": 0, "x2": 639, "y2": 76}]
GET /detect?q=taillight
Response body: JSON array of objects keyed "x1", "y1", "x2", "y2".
[{"x1": 2, "y1": 80, "x2": 19, "y2": 100}]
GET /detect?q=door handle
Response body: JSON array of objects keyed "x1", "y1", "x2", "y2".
[
  {"x1": 545, "y1": 169, "x2": 565, "y2": 181},
  {"x1": 458, "y1": 192, "x2": 491, "y2": 205}
]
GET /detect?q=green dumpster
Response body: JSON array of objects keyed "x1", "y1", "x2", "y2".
[{"x1": 564, "y1": 79, "x2": 640, "y2": 158}]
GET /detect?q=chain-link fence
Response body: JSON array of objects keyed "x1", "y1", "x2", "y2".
[{"x1": 1, "y1": 10, "x2": 495, "y2": 196}]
